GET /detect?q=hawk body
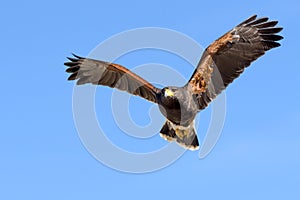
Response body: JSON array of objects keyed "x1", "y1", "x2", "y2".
[{"x1": 65, "y1": 15, "x2": 283, "y2": 150}]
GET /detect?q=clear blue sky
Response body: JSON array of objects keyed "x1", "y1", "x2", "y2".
[{"x1": 1, "y1": 0, "x2": 299, "y2": 199}]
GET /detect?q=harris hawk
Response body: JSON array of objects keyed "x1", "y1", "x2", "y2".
[{"x1": 65, "y1": 15, "x2": 283, "y2": 150}]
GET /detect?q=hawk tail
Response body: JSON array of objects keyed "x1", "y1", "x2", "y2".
[{"x1": 160, "y1": 121, "x2": 199, "y2": 151}]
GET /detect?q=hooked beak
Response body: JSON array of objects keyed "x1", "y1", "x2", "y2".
[{"x1": 165, "y1": 88, "x2": 174, "y2": 97}]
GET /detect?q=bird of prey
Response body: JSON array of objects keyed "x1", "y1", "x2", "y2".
[{"x1": 65, "y1": 15, "x2": 283, "y2": 150}]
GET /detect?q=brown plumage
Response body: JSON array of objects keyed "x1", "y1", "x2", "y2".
[
  {"x1": 65, "y1": 15, "x2": 283, "y2": 150},
  {"x1": 188, "y1": 15, "x2": 283, "y2": 110},
  {"x1": 65, "y1": 54, "x2": 160, "y2": 103}
]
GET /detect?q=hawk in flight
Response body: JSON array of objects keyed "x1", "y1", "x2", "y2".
[{"x1": 65, "y1": 15, "x2": 283, "y2": 150}]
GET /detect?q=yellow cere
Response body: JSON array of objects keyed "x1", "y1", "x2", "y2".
[{"x1": 165, "y1": 89, "x2": 174, "y2": 97}]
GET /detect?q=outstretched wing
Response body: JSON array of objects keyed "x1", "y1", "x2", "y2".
[
  {"x1": 65, "y1": 54, "x2": 161, "y2": 103},
  {"x1": 187, "y1": 15, "x2": 283, "y2": 110}
]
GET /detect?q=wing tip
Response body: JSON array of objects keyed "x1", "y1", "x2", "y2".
[
  {"x1": 65, "y1": 53, "x2": 84, "y2": 81},
  {"x1": 64, "y1": 61, "x2": 77, "y2": 67},
  {"x1": 238, "y1": 15, "x2": 283, "y2": 31},
  {"x1": 67, "y1": 56, "x2": 79, "y2": 62},
  {"x1": 258, "y1": 27, "x2": 283, "y2": 34},
  {"x1": 67, "y1": 72, "x2": 78, "y2": 81},
  {"x1": 64, "y1": 53, "x2": 84, "y2": 65},
  {"x1": 71, "y1": 53, "x2": 84, "y2": 59},
  {"x1": 238, "y1": 14, "x2": 257, "y2": 26}
]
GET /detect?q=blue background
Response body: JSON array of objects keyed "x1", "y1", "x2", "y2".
[{"x1": 1, "y1": 0, "x2": 299, "y2": 199}]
